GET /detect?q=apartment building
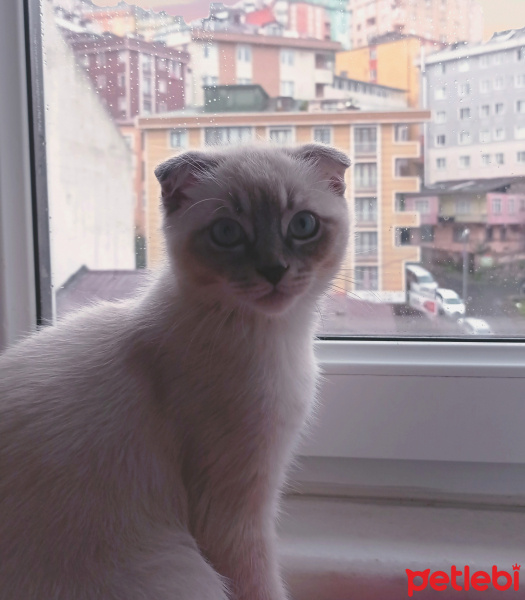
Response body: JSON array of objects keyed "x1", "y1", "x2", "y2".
[
  {"x1": 406, "y1": 178, "x2": 525, "y2": 267},
  {"x1": 285, "y1": 0, "x2": 352, "y2": 49},
  {"x1": 66, "y1": 31, "x2": 189, "y2": 123},
  {"x1": 425, "y1": 27, "x2": 525, "y2": 184},
  {"x1": 336, "y1": 33, "x2": 443, "y2": 108},
  {"x1": 349, "y1": 0, "x2": 483, "y2": 50},
  {"x1": 137, "y1": 106, "x2": 430, "y2": 302},
  {"x1": 154, "y1": 27, "x2": 340, "y2": 106}
]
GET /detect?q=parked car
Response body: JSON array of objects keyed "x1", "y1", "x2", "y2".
[
  {"x1": 436, "y1": 288, "x2": 466, "y2": 317},
  {"x1": 405, "y1": 264, "x2": 439, "y2": 296},
  {"x1": 457, "y1": 317, "x2": 493, "y2": 336}
]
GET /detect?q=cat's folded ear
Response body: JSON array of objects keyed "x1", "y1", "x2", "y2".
[
  {"x1": 155, "y1": 151, "x2": 220, "y2": 215},
  {"x1": 287, "y1": 144, "x2": 351, "y2": 196}
]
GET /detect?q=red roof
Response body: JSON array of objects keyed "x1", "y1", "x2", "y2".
[{"x1": 245, "y1": 7, "x2": 277, "y2": 27}]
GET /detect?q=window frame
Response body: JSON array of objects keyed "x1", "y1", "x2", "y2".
[{"x1": 2, "y1": 0, "x2": 525, "y2": 505}]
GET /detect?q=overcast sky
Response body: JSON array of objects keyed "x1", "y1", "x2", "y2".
[{"x1": 92, "y1": 0, "x2": 525, "y2": 39}]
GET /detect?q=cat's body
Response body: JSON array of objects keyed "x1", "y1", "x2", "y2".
[{"x1": 0, "y1": 144, "x2": 350, "y2": 599}]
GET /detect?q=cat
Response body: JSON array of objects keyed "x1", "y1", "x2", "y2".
[{"x1": 0, "y1": 143, "x2": 350, "y2": 600}]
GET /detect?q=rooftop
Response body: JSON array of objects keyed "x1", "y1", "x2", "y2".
[{"x1": 410, "y1": 177, "x2": 525, "y2": 196}]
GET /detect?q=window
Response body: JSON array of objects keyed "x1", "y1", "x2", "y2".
[
  {"x1": 118, "y1": 97, "x2": 127, "y2": 112},
  {"x1": 456, "y1": 199, "x2": 471, "y2": 214},
  {"x1": 395, "y1": 227, "x2": 413, "y2": 246},
  {"x1": 237, "y1": 45, "x2": 251, "y2": 62},
  {"x1": 354, "y1": 266, "x2": 378, "y2": 291},
  {"x1": 280, "y1": 49, "x2": 294, "y2": 66},
  {"x1": 205, "y1": 127, "x2": 253, "y2": 145},
  {"x1": 313, "y1": 127, "x2": 331, "y2": 144},
  {"x1": 459, "y1": 155, "x2": 470, "y2": 168},
  {"x1": 517, "y1": 100, "x2": 525, "y2": 114},
  {"x1": 494, "y1": 102, "x2": 505, "y2": 115},
  {"x1": 494, "y1": 128, "x2": 505, "y2": 141},
  {"x1": 459, "y1": 131, "x2": 471, "y2": 144},
  {"x1": 118, "y1": 50, "x2": 126, "y2": 63},
  {"x1": 434, "y1": 86, "x2": 447, "y2": 100},
  {"x1": 354, "y1": 198, "x2": 378, "y2": 224},
  {"x1": 394, "y1": 124, "x2": 409, "y2": 142},
  {"x1": 96, "y1": 74, "x2": 106, "y2": 88},
  {"x1": 435, "y1": 134, "x2": 446, "y2": 146},
  {"x1": 516, "y1": 74, "x2": 525, "y2": 88},
  {"x1": 355, "y1": 232, "x2": 378, "y2": 257},
  {"x1": 268, "y1": 128, "x2": 293, "y2": 144},
  {"x1": 458, "y1": 82, "x2": 470, "y2": 96},
  {"x1": 237, "y1": 78, "x2": 252, "y2": 85},
  {"x1": 435, "y1": 110, "x2": 447, "y2": 123},
  {"x1": 479, "y1": 55, "x2": 490, "y2": 68},
  {"x1": 395, "y1": 193, "x2": 406, "y2": 212},
  {"x1": 493, "y1": 198, "x2": 502, "y2": 214},
  {"x1": 436, "y1": 158, "x2": 446, "y2": 170},
  {"x1": 459, "y1": 107, "x2": 470, "y2": 120},
  {"x1": 280, "y1": 81, "x2": 294, "y2": 97},
  {"x1": 509, "y1": 198, "x2": 516, "y2": 214},
  {"x1": 158, "y1": 80, "x2": 167, "y2": 93},
  {"x1": 495, "y1": 153, "x2": 505, "y2": 165},
  {"x1": 481, "y1": 154, "x2": 491, "y2": 165},
  {"x1": 415, "y1": 199, "x2": 430, "y2": 214},
  {"x1": 480, "y1": 130, "x2": 491, "y2": 143},
  {"x1": 458, "y1": 60, "x2": 469, "y2": 72},
  {"x1": 516, "y1": 126, "x2": 525, "y2": 139},
  {"x1": 480, "y1": 79, "x2": 491, "y2": 93},
  {"x1": 493, "y1": 76, "x2": 505, "y2": 90},
  {"x1": 480, "y1": 104, "x2": 490, "y2": 117},
  {"x1": 354, "y1": 127, "x2": 377, "y2": 153},
  {"x1": 518, "y1": 47, "x2": 525, "y2": 61},
  {"x1": 518, "y1": 151, "x2": 525, "y2": 162},
  {"x1": 354, "y1": 164, "x2": 377, "y2": 190},
  {"x1": 118, "y1": 73, "x2": 125, "y2": 88},
  {"x1": 170, "y1": 129, "x2": 188, "y2": 149},
  {"x1": 420, "y1": 225, "x2": 434, "y2": 242}
]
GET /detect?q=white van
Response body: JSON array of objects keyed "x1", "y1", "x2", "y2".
[{"x1": 405, "y1": 264, "x2": 438, "y2": 297}]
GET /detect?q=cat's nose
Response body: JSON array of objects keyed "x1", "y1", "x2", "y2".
[{"x1": 257, "y1": 264, "x2": 289, "y2": 285}]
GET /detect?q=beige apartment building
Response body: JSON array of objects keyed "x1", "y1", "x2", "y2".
[
  {"x1": 154, "y1": 28, "x2": 340, "y2": 106},
  {"x1": 138, "y1": 109, "x2": 430, "y2": 302},
  {"x1": 349, "y1": 0, "x2": 483, "y2": 49}
]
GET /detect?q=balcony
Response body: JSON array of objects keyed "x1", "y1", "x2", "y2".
[{"x1": 354, "y1": 142, "x2": 377, "y2": 157}]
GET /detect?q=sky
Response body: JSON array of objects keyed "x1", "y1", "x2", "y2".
[{"x1": 91, "y1": 0, "x2": 525, "y2": 39}]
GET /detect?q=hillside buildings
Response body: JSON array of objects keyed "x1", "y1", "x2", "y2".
[
  {"x1": 349, "y1": 0, "x2": 483, "y2": 50},
  {"x1": 424, "y1": 27, "x2": 525, "y2": 184},
  {"x1": 138, "y1": 95, "x2": 430, "y2": 302}
]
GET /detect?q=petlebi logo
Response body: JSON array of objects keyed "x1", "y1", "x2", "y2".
[{"x1": 406, "y1": 564, "x2": 520, "y2": 596}]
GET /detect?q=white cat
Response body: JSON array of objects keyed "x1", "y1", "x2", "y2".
[{"x1": 0, "y1": 143, "x2": 350, "y2": 600}]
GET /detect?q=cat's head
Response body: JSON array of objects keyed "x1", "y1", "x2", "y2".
[{"x1": 155, "y1": 144, "x2": 350, "y2": 316}]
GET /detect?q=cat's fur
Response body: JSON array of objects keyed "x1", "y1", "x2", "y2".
[{"x1": 0, "y1": 143, "x2": 350, "y2": 600}]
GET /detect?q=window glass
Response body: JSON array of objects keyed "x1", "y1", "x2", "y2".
[{"x1": 35, "y1": 0, "x2": 525, "y2": 339}]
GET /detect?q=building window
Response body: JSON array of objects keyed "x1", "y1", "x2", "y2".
[
  {"x1": 394, "y1": 124, "x2": 409, "y2": 142},
  {"x1": 459, "y1": 131, "x2": 471, "y2": 145},
  {"x1": 492, "y1": 53, "x2": 502, "y2": 65},
  {"x1": 118, "y1": 50, "x2": 126, "y2": 63},
  {"x1": 494, "y1": 76, "x2": 505, "y2": 90},
  {"x1": 205, "y1": 127, "x2": 253, "y2": 145},
  {"x1": 268, "y1": 128, "x2": 293, "y2": 144},
  {"x1": 518, "y1": 151, "x2": 525, "y2": 162},
  {"x1": 96, "y1": 53, "x2": 106, "y2": 67},
  {"x1": 456, "y1": 199, "x2": 471, "y2": 214},
  {"x1": 415, "y1": 199, "x2": 430, "y2": 214},
  {"x1": 280, "y1": 49, "x2": 294, "y2": 66},
  {"x1": 434, "y1": 86, "x2": 447, "y2": 100},
  {"x1": 96, "y1": 74, "x2": 106, "y2": 87},
  {"x1": 395, "y1": 158, "x2": 414, "y2": 177},
  {"x1": 203, "y1": 75, "x2": 219, "y2": 86},
  {"x1": 142, "y1": 99, "x2": 152, "y2": 114},
  {"x1": 354, "y1": 197, "x2": 378, "y2": 224},
  {"x1": 237, "y1": 78, "x2": 252, "y2": 85},
  {"x1": 509, "y1": 198, "x2": 516, "y2": 214},
  {"x1": 495, "y1": 102, "x2": 505, "y2": 115},
  {"x1": 354, "y1": 266, "x2": 378, "y2": 291},
  {"x1": 354, "y1": 127, "x2": 377, "y2": 153},
  {"x1": 492, "y1": 198, "x2": 502, "y2": 214},
  {"x1": 481, "y1": 154, "x2": 491, "y2": 166},
  {"x1": 118, "y1": 97, "x2": 126, "y2": 112},
  {"x1": 495, "y1": 153, "x2": 505, "y2": 165},
  {"x1": 494, "y1": 128, "x2": 505, "y2": 141},
  {"x1": 518, "y1": 47, "x2": 525, "y2": 61},
  {"x1": 459, "y1": 155, "x2": 471, "y2": 168},
  {"x1": 517, "y1": 100, "x2": 525, "y2": 114},
  {"x1": 436, "y1": 158, "x2": 446, "y2": 170},
  {"x1": 479, "y1": 55, "x2": 490, "y2": 68},
  {"x1": 458, "y1": 82, "x2": 470, "y2": 96},
  {"x1": 435, "y1": 111, "x2": 447, "y2": 123},
  {"x1": 395, "y1": 227, "x2": 413, "y2": 246},
  {"x1": 118, "y1": 73, "x2": 125, "y2": 88},
  {"x1": 480, "y1": 130, "x2": 491, "y2": 143},
  {"x1": 485, "y1": 226, "x2": 494, "y2": 242},
  {"x1": 458, "y1": 60, "x2": 469, "y2": 72},
  {"x1": 480, "y1": 79, "x2": 491, "y2": 93},
  {"x1": 158, "y1": 102, "x2": 167, "y2": 112},
  {"x1": 158, "y1": 80, "x2": 167, "y2": 93},
  {"x1": 354, "y1": 163, "x2": 377, "y2": 190},
  {"x1": 395, "y1": 193, "x2": 406, "y2": 212},
  {"x1": 436, "y1": 134, "x2": 446, "y2": 146},
  {"x1": 480, "y1": 104, "x2": 490, "y2": 117},
  {"x1": 516, "y1": 126, "x2": 525, "y2": 140},
  {"x1": 420, "y1": 225, "x2": 434, "y2": 242},
  {"x1": 501, "y1": 226, "x2": 507, "y2": 241},
  {"x1": 169, "y1": 60, "x2": 181, "y2": 78},
  {"x1": 313, "y1": 127, "x2": 331, "y2": 144},
  {"x1": 280, "y1": 81, "x2": 294, "y2": 97},
  {"x1": 170, "y1": 129, "x2": 187, "y2": 149},
  {"x1": 140, "y1": 54, "x2": 152, "y2": 73},
  {"x1": 355, "y1": 232, "x2": 378, "y2": 257},
  {"x1": 459, "y1": 107, "x2": 471, "y2": 120},
  {"x1": 453, "y1": 225, "x2": 469, "y2": 243},
  {"x1": 237, "y1": 45, "x2": 251, "y2": 62},
  {"x1": 516, "y1": 74, "x2": 525, "y2": 88}
]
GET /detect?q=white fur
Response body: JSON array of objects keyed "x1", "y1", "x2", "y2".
[{"x1": 0, "y1": 145, "x2": 349, "y2": 599}]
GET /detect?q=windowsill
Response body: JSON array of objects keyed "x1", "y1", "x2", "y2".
[{"x1": 279, "y1": 495, "x2": 525, "y2": 600}]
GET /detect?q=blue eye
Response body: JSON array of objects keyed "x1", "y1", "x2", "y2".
[
  {"x1": 210, "y1": 219, "x2": 244, "y2": 247},
  {"x1": 288, "y1": 211, "x2": 319, "y2": 240}
]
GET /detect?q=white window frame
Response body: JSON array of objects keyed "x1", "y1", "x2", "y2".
[{"x1": 2, "y1": 2, "x2": 525, "y2": 507}]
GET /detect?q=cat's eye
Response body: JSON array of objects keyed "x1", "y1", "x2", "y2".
[
  {"x1": 210, "y1": 218, "x2": 244, "y2": 247},
  {"x1": 288, "y1": 211, "x2": 319, "y2": 240}
]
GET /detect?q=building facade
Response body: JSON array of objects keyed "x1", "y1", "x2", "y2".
[
  {"x1": 66, "y1": 32, "x2": 189, "y2": 123},
  {"x1": 138, "y1": 108, "x2": 430, "y2": 302},
  {"x1": 154, "y1": 28, "x2": 340, "y2": 106},
  {"x1": 425, "y1": 28, "x2": 525, "y2": 184},
  {"x1": 349, "y1": 0, "x2": 483, "y2": 50}
]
